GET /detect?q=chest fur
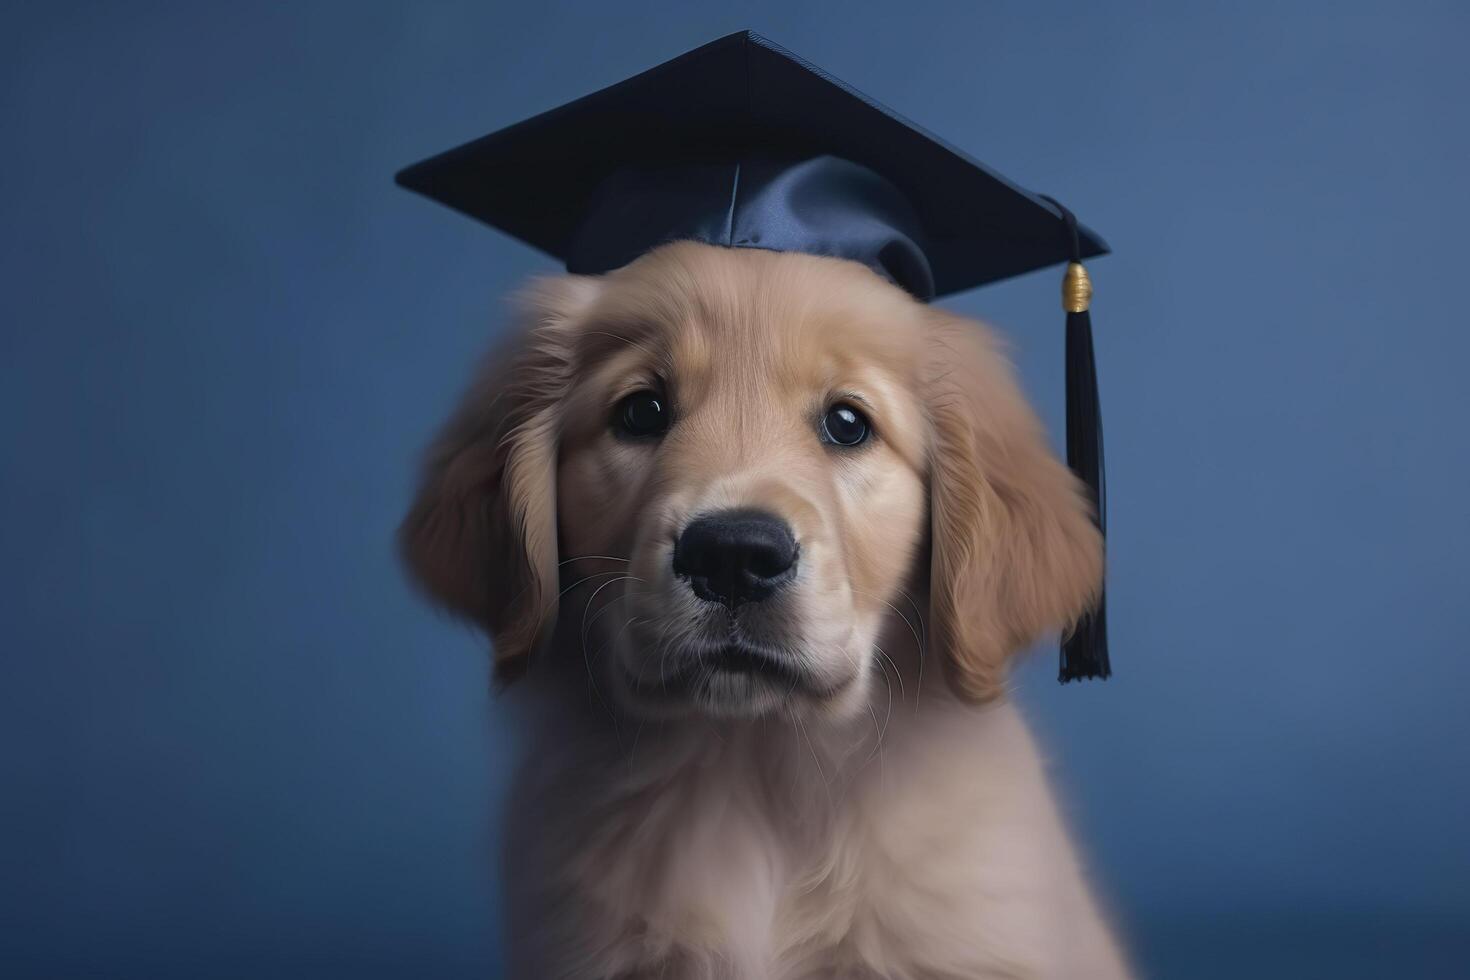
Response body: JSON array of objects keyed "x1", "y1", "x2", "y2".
[{"x1": 505, "y1": 715, "x2": 1070, "y2": 979}]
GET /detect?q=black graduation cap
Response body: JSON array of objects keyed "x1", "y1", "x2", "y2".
[{"x1": 397, "y1": 30, "x2": 1110, "y2": 682}]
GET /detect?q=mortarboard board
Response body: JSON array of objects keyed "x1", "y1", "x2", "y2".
[{"x1": 396, "y1": 30, "x2": 1110, "y2": 683}]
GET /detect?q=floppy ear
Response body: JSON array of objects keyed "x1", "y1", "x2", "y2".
[
  {"x1": 399, "y1": 276, "x2": 601, "y2": 681},
  {"x1": 925, "y1": 309, "x2": 1104, "y2": 702}
]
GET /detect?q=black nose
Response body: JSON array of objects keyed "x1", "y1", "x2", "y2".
[{"x1": 672, "y1": 509, "x2": 798, "y2": 608}]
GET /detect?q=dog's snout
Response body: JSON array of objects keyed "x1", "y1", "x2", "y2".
[{"x1": 673, "y1": 508, "x2": 798, "y2": 607}]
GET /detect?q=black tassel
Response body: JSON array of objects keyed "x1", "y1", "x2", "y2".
[{"x1": 1040, "y1": 196, "x2": 1110, "y2": 683}]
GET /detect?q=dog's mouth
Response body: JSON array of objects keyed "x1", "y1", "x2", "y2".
[{"x1": 622, "y1": 640, "x2": 843, "y2": 712}]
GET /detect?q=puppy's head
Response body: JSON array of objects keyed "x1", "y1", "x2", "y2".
[{"x1": 401, "y1": 242, "x2": 1101, "y2": 719}]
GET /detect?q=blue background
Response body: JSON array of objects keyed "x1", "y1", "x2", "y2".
[{"x1": 3, "y1": 2, "x2": 1467, "y2": 976}]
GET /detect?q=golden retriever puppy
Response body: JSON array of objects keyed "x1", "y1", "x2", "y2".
[{"x1": 401, "y1": 241, "x2": 1129, "y2": 979}]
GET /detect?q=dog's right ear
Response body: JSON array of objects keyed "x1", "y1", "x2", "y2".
[{"x1": 398, "y1": 276, "x2": 601, "y2": 682}]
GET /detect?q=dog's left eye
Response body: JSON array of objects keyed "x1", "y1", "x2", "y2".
[
  {"x1": 614, "y1": 390, "x2": 669, "y2": 438},
  {"x1": 820, "y1": 403, "x2": 870, "y2": 447}
]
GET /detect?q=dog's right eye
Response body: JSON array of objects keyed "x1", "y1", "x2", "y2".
[{"x1": 614, "y1": 391, "x2": 669, "y2": 438}]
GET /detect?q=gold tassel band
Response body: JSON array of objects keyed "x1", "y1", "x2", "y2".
[{"x1": 1062, "y1": 261, "x2": 1092, "y2": 314}]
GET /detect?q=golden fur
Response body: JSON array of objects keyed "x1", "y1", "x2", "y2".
[{"x1": 402, "y1": 242, "x2": 1127, "y2": 978}]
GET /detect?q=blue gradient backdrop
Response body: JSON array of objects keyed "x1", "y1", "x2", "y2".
[{"x1": 3, "y1": 2, "x2": 1468, "y2": 977}]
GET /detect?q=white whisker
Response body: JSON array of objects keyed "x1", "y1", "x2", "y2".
[
  {"x1": 863, "y1": 653, "x2": 893, "y2": 769},
  {"x1": 558, "y1": 555, "x2": 631, "y2": 567},
  {"x1": 578, "y1": 575, "x2": 641, "y2": 734},
  {"x1": 874, "y1": 642, "x2": 906, "y2": 702}
]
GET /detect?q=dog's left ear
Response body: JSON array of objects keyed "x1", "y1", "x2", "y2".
[
  {"x1": 399, "y1": 276, "x2": 601, "y2": 682},
  {"x1": 924, "y1": 309, "x2": 1104, "y2": 702}
]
